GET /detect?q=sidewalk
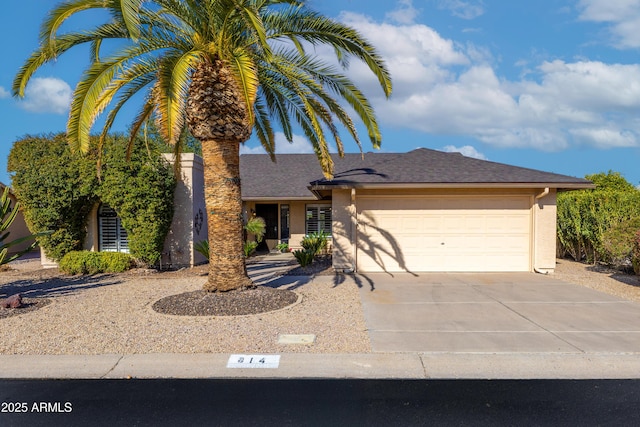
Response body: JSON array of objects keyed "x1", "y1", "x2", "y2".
[{"x1": 2, "y1": 352, "x2": 640, "y2": 379}]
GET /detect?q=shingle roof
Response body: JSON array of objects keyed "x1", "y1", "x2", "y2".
[{"x1": 240, "y1": 148, "x2": 593, "y2": 199}]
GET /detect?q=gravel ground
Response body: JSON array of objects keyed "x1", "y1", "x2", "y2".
[
  {"x1": 0, "y1": 260, "x2": 369, "y2": 355},
  {"x1": 1, "y1": 257, "x2": 639, "y2": 355},
  {"x1": 553, "y1": 258, "x2": 640, "y2": 303}
]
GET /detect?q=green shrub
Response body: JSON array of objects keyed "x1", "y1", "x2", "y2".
[
  {"x1": 8, "y1": 134, "x2": 99, "y2": 261},
  {"x1": 244, "y1": 217, "x2": 266, "y2": 242},
  {"x1": 194, "y1": 240, "x2": 210, "y2": 259},
  {"x1": 102, "y1": 252, "x2": 135, "y2": 273},
  {"x1": 8, "y1": 133, "x2": 176, "y2": 265},
  {"x1": 243, "y1": 241, "x2": 258, "y2": 257},
  {"x1": 60, "y1": 251, "x2": 133, "y2": 274},
  {"x1": 276, "y1": 242, "x2": 289, "y2": 253},
  {"x1": 98, "y1": 135, "x2": 176, "y2": 265},
  {"x1": 293, "y1": 249, "x2": 314, "y2": 267},
  {"x1": 601, "y1": 218, "x2": 640, "y2": 268},
  {"x1": 557, "y1": 172, "x2": 640, "y2": 264},
  {"x1": 633, "y1": 231, "x2": 640, "y2": 276},
  {"x1": 301, "y1": 231, "x2": 329, "y2": 256}
]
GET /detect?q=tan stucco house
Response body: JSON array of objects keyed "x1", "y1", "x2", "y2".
[
  {"x1": 69, "y1": 148, "x2": 592, "y2": 273},
  {"x1": 241, "y1": 148, "x2": 593, "y2": 274}
]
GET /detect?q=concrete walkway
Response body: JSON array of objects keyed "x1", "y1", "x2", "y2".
[{"x1": 2, "y1": 256, "x2": 640, "y2": 379}]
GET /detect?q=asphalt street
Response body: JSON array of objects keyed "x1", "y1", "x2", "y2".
[{"x1": 1, "y1": 379, "x2": 639, "y2": 426}]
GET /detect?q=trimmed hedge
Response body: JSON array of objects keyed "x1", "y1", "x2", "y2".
[
  {"x1": 633, "y1": 231, "x2": 640, "y2": 276},
  {"x1": 60, "y1": 251, "x2": 134, "y2": 274},
  {"x1": 557, "y1": 171, "x2": 640, "y2": 265}
]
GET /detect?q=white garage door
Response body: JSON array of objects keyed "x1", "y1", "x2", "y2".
[{"x1": 356, "y1": 196, "x2": 531, "y2": 272}]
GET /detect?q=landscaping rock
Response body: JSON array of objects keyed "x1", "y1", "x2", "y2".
[{"x1": 1, "y1": 294, "x2": 23, "y2": 309}]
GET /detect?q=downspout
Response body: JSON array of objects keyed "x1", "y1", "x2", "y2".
[
  {"x1": 533, "y1": 187, "x2": 550, "y2": 274},
  {"x1": 535, "y1": 187, "x2": 549, "y2": 201}
]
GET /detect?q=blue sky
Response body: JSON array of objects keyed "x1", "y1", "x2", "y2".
[{"x1": 2, "y1": 0, "x2": 640, "y2": 186}]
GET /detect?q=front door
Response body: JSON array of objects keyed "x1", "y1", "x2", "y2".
[{"x1": 255, "y1": 204, "x2": 278, "y2": 251}]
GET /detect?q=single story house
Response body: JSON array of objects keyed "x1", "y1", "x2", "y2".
[
  {"x1": 241, "y1": 148, "x2": 593, "y2": 274},
  {"x1": 62, "y1": 148, "x2": 593, "y2": 273}
]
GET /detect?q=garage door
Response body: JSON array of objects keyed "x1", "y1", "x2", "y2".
[{"x1": 356, "y1": 196, "x2": 531, "y2": 272}]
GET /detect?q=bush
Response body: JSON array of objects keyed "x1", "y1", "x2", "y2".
[
  {"x1": 293, "y1": 249, "x2": 314, "y2": 267},
  {"x1": 633, "y1": 231, "x2": 640, "y2": 276},
  {"x1": 8, "y1": 134, "x2": 99, "y2": 261},
  {"x1": 557, "y1": 172, "x2": 640, "y2": 264},
  {"x1": 60, "y1": 251, "x2": 133, "y2": 274},
  {"x1": 98, "y1": 135, "x2": 176, "y2": 265},
  {"x1": 601, "y1": 218, "x2": 640, "y2": 269},
  {"x1": 243, "y1": 241, "x2": 258, "y2": 257},
  {"x1": 8, "y1": 133, "x2": 176, "y2": 265},
  {"x1": 194, "y1": 240, "x2": 209, "y2": 259},
  {"x1": 244, "y1": 217, "x2": 266, "y2": 242},
  {"x1": 301, "y1": 231, "x2": 329, "y2": 256},
  {"x1": 276, "y1": 242, "x2": 289, "y2": 253}
]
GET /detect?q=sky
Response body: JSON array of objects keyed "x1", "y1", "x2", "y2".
[{"x1": 1, "y1": 0, "x2": 640, "y2": 186}]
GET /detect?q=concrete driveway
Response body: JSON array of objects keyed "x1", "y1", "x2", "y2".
[{"x1": 358, "y1": 273, "x2": 640, "y2": 354}]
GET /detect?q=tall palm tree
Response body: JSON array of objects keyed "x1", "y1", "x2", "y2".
[{"x1": 13, "y1": 0, "x2": 392, "y2": 292}]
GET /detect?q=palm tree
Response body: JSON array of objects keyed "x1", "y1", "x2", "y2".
[{"x1": 13, "y1": 0, "x2": 392, "y2": 292}]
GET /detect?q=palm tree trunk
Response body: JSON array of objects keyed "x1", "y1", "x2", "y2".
[{"x1": 201, "y1": 139, "x2": 253, "y2": 292}]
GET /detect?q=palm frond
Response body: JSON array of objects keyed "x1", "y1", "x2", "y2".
[
  {"x1": 118, "y1": 0, "x2": 143, "y2": 41},
  {"x1": 153, "y1": 50, "x2": 203, "y2": 145},
  {"x1": 229, "y1": 48, "x2": 259, "y2": 124}
]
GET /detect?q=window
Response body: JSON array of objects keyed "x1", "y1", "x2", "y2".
[
  {"x1": 98, "y1": 204, "x2": 129, "y2": 253},
  {"x1": 305, "y1": 205, "x2": 332, "y2": 235},
  {"x1": 280, "y1": 204, "x2": 290, "y2": 240}
]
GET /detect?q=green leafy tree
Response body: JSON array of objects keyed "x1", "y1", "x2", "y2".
[
  {"x1": 13, "y1": 0, "x2": 392, "y2": 292},
  {"x1": 7, "y1": 134, "x2": 99, "y2": 261},
  {"x1": 98, "y1": 135, "x2": 176, "y2": 265},
  {"x1": 8, "y1": 134, "x2": 175, "y2": 265},
  {"x1": 557, "y1": 171, "x2": 640, "y2": 264},
  {"x1": 586, "y1": 171, "x2": 637, "y2": 192}
]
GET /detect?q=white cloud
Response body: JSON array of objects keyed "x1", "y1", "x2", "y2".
[
  {"x1": 386, "y1": 0, "x2": 420, "y2": 25},
  {"x1": 441, "y1": 145, "x2": 487, "y2": 159},
  {"x1": 241, "y1": 132, "x2": 316, "y2": 155},
  {"x1": 18, "y1": 77, "x2": 72, "y2": 114},
  {"x1": 436, "y1": 0, "x2": 485, "y2": 20},
  {"x1": 0, "y1": 86, "x2": 9, "y2": 98},
  {"x1": 335, "y1": 12, "x2": 640, "y2": 152},
  {"x1": 577, "y1": 0, "x2": 640, "y2": 48}
]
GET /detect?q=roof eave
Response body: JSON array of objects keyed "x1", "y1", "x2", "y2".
[
  {"x1": 310, "y1": 182, "x2": 595, "y2": 191},
  {"x1": 242, "y1": 195, "x2": 321, "y2": 202}
]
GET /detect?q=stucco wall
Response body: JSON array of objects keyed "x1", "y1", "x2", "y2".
[
  {"x1": 331, "y1": 189, "x2": 353, "y2": 270},
  {"x1": 84, "y1": 204, "x2": 99, "y2": 252},
  {"x1": 162, "y1": 153, "x2": 208, "y2": 267},
  {"x1": 4, "y1": 191, "x2": 36, "y2": 255},
  {"x1": 533, "y1": 189, "x2": 557, "y2": 273}
]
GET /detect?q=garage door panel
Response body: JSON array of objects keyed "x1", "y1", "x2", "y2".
[{"x1": 356, "y1": 196, "x2": 531, "y2": 272}]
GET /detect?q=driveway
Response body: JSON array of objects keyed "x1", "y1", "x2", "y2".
[{"x1": 358, "y1": 273, "x2": 640, "y2": 353}]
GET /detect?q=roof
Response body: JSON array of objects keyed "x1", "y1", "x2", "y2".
[{"x1": 240, "y1": 148, "x2": 593, "y2": 199}]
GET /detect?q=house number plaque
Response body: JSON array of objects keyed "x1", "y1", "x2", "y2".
[{"x1": 226, "y1": 354, "x2": 280, "y2": 368}]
